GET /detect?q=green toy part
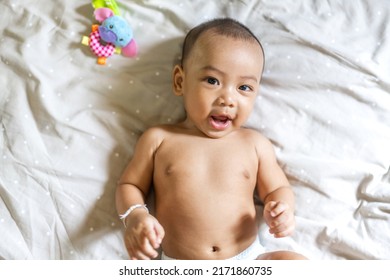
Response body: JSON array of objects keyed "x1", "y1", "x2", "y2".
[{"x1": 92, "y1": 0, "x2": 120, "y2": 15}]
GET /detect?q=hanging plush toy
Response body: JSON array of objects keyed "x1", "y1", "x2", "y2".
[{"x1": 82, "y1": 0, "x2": 137, "y2": 65}]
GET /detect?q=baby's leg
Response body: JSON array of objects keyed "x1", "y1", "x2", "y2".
[{"x1": 256, "y1": 251, "x2": 307, "y2": 260}]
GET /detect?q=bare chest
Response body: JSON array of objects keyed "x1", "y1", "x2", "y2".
[{"x1": 153, "y1": 137, "x2": 258, "y2": 189}]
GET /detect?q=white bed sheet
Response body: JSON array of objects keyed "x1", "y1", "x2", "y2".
[{"x1": 0, "y1": 0, "x2": 389, "y2": 259}]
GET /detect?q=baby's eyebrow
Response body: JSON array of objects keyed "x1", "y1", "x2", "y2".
[
  {"x1": 201, "y1": 65, "x2": 258, "y2": 83},
  {"x1": 201, "y1": 65, "x2": 225, "y2": 75},
  {"x1": 240, "y1": 75, "x2": 258, "y2": 84}
]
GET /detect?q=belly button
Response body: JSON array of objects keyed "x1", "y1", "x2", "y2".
[{"x1": 212, "y1": 246, "x2": 220, "y2": 252}]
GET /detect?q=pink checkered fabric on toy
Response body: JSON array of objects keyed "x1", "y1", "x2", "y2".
[{"x1": 89, "y1": 30, "x2": 115, "y2": 57}]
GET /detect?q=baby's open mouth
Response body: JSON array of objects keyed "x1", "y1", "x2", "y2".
[{"x1": 210, "y1": 115, "x2": 232, "y2": 130}]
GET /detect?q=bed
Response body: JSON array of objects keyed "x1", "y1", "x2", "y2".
[{"x1": 1, "y1": 0, "x2": 389, "y2": 260}]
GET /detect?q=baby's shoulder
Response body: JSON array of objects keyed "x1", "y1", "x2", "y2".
[
  {"x1": 140, "y1": 124, "x2": 179, "y2": 142},
  {"x1": 239, "y1": 128, "x2": 270, "y2": 143},
  {"x1": 238, "y1": 128, "x2": 275, "y2": 155},
  {"x1": 132, "y1": 125, "x2": 181, "y2": 156}
]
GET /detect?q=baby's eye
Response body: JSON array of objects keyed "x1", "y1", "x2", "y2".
[
  {"x1": 206, "y1": 77, "x2": 219, "y2": 85},
  {"x1": 239, "y1": 85, "x2": 252, "y2": 91}
]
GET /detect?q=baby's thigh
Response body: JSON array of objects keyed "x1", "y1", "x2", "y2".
[{"x1": 256, "y1": 250, "x2": 307, "y2": 260}]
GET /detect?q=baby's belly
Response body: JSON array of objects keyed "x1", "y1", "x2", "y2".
[{"x1": 156, "y1": 194, "x2": 258, "y2": 259}]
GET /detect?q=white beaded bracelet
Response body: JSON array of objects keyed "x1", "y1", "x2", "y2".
[{"x1": 119, "y1": 204, "x2": 149, "y2": 228}]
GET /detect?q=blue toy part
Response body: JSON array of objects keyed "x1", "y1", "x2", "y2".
[{"x1": 98, "y1": 15, "x2": 132, "y2": 47}]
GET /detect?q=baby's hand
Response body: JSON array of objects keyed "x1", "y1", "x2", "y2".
[
  {"x1": 124, "y1": 211, "x2": 165, "y2": 260},
  {"x1": 263, "y1": 201, "x2": 295, "y2": 238}
]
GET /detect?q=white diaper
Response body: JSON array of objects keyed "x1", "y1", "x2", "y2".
[{"x1": 161, "y1": 236, "x2": 265, "y2": 260}]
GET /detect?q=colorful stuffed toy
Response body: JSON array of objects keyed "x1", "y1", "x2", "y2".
[{"x1": 82, "y1": 0, "x2": 137, "y2": 65}]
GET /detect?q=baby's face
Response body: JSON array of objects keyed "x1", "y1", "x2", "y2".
[{"x1": 175, "y1": 32, "x2": 264, "y2": 138}]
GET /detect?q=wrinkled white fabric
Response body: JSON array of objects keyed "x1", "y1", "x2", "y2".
[{"x1": 0, "y1": 0, "x2": 389, "y2": 259}]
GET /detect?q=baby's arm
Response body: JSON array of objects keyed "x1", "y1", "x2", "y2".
[
  {"x1": 116, "y1": 128, "x2": 165, "y2": 259},
  {"x1": 255, "y1": 134, "x2": 295, "y2": 238}
]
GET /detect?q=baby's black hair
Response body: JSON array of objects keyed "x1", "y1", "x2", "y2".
[{"x1": 181, "y1": 18, "x2": 264, "y2": 68}]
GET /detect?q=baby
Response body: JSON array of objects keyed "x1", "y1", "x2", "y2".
[{"x1": 116, "y1": 18, "x2": 306, "y2": 260}]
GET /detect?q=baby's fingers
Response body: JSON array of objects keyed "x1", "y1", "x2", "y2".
[
  {"x1": 153, "y1": 221, "x2": 165, "y2": 248},
  {"x1": 269, "y1": 213, "x2": 295, "y2": 238},
  {"x1": 125, "y1": 239, "x2": 147, "y2": 260},
  {"x1": 127, "y1": 236, "x2": 158, "y2": 260},
  {"x1": 267, "y1": 201, "x2": 288, "y2": 217},
  {"x1": 140, "y1": 236, "x2": 160, "y2": 259},
  {"x1": 139, "y1": 227, "x2": 161, "y2": 258},
  {"x1": 142, "y1": 220, "x2": 164, "y2": 250},
  {"x1": 130, "y1": 250, "x2": 151, "y2": 260},
  {"x1": 270, "y1": 223, "x2": 295, "y2": 238}
]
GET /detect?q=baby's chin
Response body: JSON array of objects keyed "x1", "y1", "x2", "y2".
[{"x1": 200, "y1": 127, "x2": 240, "y2": 139}]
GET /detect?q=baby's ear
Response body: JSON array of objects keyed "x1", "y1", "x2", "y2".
[{"x1": 172, "y1": 65, "x2": 184, "y2": 96}]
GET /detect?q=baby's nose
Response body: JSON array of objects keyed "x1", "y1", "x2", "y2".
[{"x1": 218, "y1": 91, "x2": 235, "y2": 107}]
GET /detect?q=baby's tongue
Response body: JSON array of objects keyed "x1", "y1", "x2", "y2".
[
  {"x1": 210, "y1": 116, "x2": 230, "y2": 130},
  {"x1": 213, "y1": 116, "x2": 228, "y2": 123}
]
